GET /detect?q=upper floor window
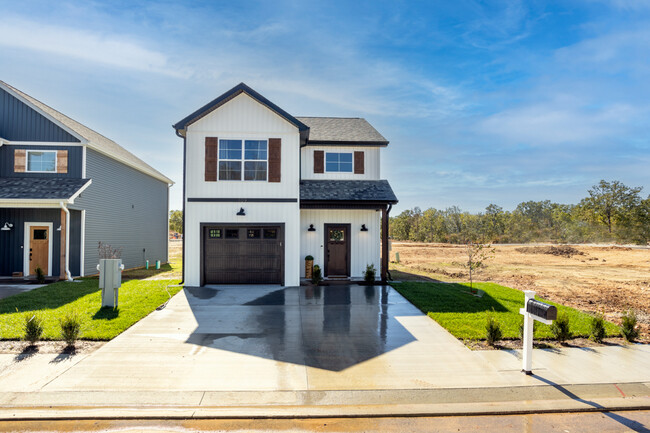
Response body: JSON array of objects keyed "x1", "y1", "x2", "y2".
[
  {"x1": 218, "y1": 139, "x2": 267, "y2": 181},
  {"x1": 326, "y1": 152, "x2": 352, "y2": 172},
  {"x1": 27, "y1": 150, "x2": 56, "y2": 172}
]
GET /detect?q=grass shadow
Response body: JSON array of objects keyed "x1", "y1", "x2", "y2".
[{"x1": 92, "y1": 307, "x2": 120, "y2": 320}]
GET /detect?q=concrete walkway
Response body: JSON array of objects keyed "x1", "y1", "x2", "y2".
[{"x1": 0, "y1": 285, "x2": 649, "y2": 419}]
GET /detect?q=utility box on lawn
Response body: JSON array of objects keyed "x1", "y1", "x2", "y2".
[{"x1": 97, "y1": 259, "x2": 124, "y2": 308}]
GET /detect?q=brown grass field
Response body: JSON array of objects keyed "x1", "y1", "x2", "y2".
[{"x1": 390, "y1": 242, "x2": 650, "y2": 340}]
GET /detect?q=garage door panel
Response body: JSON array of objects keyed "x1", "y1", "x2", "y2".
[{"x1": 203, "y1": 225, "x2": 283, "y2": 285}]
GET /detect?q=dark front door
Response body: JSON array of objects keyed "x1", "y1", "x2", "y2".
[
  {"x1": 202, "y1": 225, "x2": 283, "y2": 285},
  {"x1": 325, "y1": 224, "x2": 350, "y2": 277}
]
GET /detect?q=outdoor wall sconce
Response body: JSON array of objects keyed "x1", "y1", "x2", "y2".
[
  {"x1": 307, "y1": 224, "x2": 316, "y2": 232},
  {"x1": 1, "y1": 222, "x2": 13, "y2": 231},
  {"x1": 360, "y1": 224, "x2": 368, "y2": 232},
  {"x1": 236, "y1": 207, "x2": 246, "y2": 216},
  {"x1": 56, "y1": 226, "x2": 62, "y2": 231}
]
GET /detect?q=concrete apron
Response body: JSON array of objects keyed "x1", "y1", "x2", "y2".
[{"x1": 1, "y1": 286, "x2": 649, "y2": 419}]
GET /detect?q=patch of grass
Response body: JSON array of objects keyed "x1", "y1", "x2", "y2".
[
  {"x1": 391, "y1": 281, "x2": 619, "y2": 340},
  {"x1": 0, "y1": 278, "x2": 181, "y2": 340}
]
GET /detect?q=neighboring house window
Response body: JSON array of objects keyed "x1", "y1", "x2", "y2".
[
  {"x1": 218, "y1": 139, "x2": 267, "y2": 181},
  {"x1": 26, "y1": 150, "x2": 57, "y2": 172},
  {"x1": 325, "y1": 152, "x2": 353, "y2": 172}
]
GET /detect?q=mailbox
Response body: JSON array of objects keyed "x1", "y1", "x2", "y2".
[{"x1": 526, "y1": 299, "x2": 557, "y2": 321}]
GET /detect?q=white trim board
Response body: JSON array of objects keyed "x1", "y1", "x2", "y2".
[{"x1": 23, "y1": 222, "x2": 53, "y2": 277}]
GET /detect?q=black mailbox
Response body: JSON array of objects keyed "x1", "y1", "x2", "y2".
[{"x1": 526, "y1": 299, "x2": 557, "y2": 321}]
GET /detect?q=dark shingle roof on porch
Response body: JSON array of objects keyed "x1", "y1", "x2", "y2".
[
  {"x1": 0, "y1": 177, "x2": 91, "y2": 200},
  {"x1": 300, "y1": 180, "x2": 398, "y2": 203}
]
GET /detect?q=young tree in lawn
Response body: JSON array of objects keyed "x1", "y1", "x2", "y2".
[
  {"x1": 169, "y1": 210, "x2": 183, "y2": 234},
  {"x1": 464, "y1": 242, "x2": 494, "y2": 293}
]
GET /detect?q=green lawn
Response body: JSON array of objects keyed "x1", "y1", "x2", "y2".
[
  {"x1": 391, "y1": 281, "x2": 619, "y2": 340},
  {"x1": 0, "y1": 277, "x2": 181, "y2": 340}
]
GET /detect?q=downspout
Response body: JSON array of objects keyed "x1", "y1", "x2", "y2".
[{"x1": 59, "y1": 202, "x2": 73, "y2": 281}]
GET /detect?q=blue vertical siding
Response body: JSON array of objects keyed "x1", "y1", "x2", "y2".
[
  {"x1": 0, "y1": 208, "x2": 62, "y2": 277},
  {"x1": 74, "y1": 149, "x2": 169, "y2": 274},
  {"x1": 0, "y1": 145, "x2": 83, "y2": 178},
  {"x1": 68, "y1": 209, "x2": 81, "y2": 276},
  {"x1": 0, "y1": 88, "x2": 80, "y2": 142}
]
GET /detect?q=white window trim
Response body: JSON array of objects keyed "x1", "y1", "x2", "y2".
[
  {"x1": 217, "y1": 138, "x2": 268, "y2": 182},
  {"x1": 23, "y1": 222, "x2": 53, "y2": 277},
  {"x1": 325, "y1": 151, "x2": 353, "y2": 173},
  {"x1": 26, "y1": 149, "x2": 58, "y2": 173}
]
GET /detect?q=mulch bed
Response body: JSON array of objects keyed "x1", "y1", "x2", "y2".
[
  {"x1": 465, "y1": 336, "x2": 648, "y2": 351},
  {"x1": 0, "y1": 340, "x2": 105, "y2": 354}
]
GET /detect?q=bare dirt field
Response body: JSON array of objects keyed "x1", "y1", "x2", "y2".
[{"x1": 390, "y1": 242, "x2": 650, "y2": 340}]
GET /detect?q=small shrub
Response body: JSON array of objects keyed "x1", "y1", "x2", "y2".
[
  {"x1": 24, "y1": 314, "x2": 44, "y2": 345},
  {"x1": 364, "y1": 264, "x2": 377, "y2": 283},
  {"x1": 589, "y1": 313, "x2": 606, "y2": 343},
  {"x1": 551, "y1": 312, "x2": 572, "y2": 343},
  {"x1": 35, "y1": 266, "x2": 45, "y2": 284},
  {"x1": 305, "y1": 255, "x2": 314, "y2": 261},
  {"x1": 485, "y1": 313, "x2": 502, "y2": 346},
  {"x1": 621, "y1": 310, "x2": 639, "y2": 342},
  {"x1": 59, "y1": 311, "x2": 82, "y2": 347},
  {"x1": 311, "y1": 265, "x2": 323, "y2": 285}
]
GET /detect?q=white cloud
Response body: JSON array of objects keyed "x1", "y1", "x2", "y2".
[{"x1": 0, "y1": 18, "x2": 188, "y2": 77}]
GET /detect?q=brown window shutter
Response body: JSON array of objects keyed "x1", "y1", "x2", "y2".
[
  {"x1": 314, "y1": 150, "x2": 324, "y2": 173},
  {"x1": 56, "y1": 150, "x2": 68, "y2": 174},
  {"x1": 14, "y1": 149, "x2": 26, "y2": 172},
  {"x1": 268, "y1": 138, "x2": 282, "y2": 182},
  {"x1": 205, "y1": 137, "x2": 218, "y2": 181},
  {"x1": 354, "y1": 151, "x2": 364, "y2": 174}
]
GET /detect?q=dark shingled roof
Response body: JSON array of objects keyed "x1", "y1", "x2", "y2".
[
  {"x1": 296, "y1": 117, "x2": 388, "y2": 145},
  {"x1": 300, "y1": 180, "x2": 398, "y2": 203},
  {"x1": 0, "y1": 177, "x2": 91, "y2": 200}
]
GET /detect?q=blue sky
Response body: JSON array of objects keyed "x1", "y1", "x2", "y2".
[{"x1": 1, "y1": 0, "x2": 649, "y2": 213}]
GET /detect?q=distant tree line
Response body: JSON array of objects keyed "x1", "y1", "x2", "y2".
[{"x1": 389, "y1": 180, "x2": 650, "y2": 244}]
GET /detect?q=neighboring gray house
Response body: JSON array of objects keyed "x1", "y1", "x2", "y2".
[{"x1": 0, "y1": 81, "x2": 172, "y2": 279}]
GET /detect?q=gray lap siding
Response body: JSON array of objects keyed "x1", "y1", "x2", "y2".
[{"x1": 74, "y1": 148, "x2": 168, "y2": 274}]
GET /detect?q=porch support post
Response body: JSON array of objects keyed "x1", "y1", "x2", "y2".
[
  {"x1": 59, "y1": 208, "x2": 67, "y2": 279},
  {"x1": 381, "y1": 204, "x2": 392, "y2": 282}
]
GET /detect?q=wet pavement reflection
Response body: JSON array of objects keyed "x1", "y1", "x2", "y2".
[{"x1": 184, "y1": 285, "x2": 419, "y2": 371}]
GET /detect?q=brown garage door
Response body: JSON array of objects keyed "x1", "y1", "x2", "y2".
[{"x1": 202, "y1": 225, "x2": 283, "y2": 285}]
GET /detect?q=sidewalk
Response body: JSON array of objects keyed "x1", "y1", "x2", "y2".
[{"x1": 0, "y1": 287, "x2": 649, "y2": 419}]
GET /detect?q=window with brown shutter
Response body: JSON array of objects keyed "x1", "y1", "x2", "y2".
[
  {"x1": 268, "y1": 138, "x2": 281, "y2": 182},
  {"x1": 354, "y1": 151, "x2": 364, "y2": 174},
  {"x1": 14, "y1": 149, "x2": 26, "y2": 172},
  {"x1": 205, "y1": 137, "x2": 218, "y2": 181},
  {"x1": 314, "y1": 150, "x2": 324, "y2": 173},
  {"x1": 56, "y1": 150, "x2": 68, "y2": 174}
]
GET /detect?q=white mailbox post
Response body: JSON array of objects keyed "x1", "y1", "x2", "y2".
[
  {"x1": 97, "y1": 259, "x2": 124, "y2": 308},
  {"x1": 520, "y1": 290, "x2": 557, "y2": 375}
]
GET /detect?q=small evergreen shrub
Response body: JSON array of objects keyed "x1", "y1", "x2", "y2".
[
  {"x1": 311, "y1": 265, "x2": 323, "y2": 285},
  {"x1": 485, "y1": 313, "x2": 502, "y2": 346},
  {"x1": 364, "y1": 264, "x2": 377, "y2": 283},
  {"x1": 551, "y1": 312, "x2": 572, "y2": 343},
  {"x1": 589, "y1": 313, "x2": 606, "y2": 343},
  {"x1": 621, "y1": 310, "x2": 639, "y2": 342},
  {"x1": 59, "y1": 311, "x2": 82, "y2": 347},
  {"x1": 35, "y1": 266, "x2": 45, "y2": 284},
  {"x1": 24, "y1": 314, "x2": 44, "y2": 345}
]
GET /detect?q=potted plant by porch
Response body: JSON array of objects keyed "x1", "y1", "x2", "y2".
[
  {"x1": 305, "y1": 255, "x2": 314, "y2": 279},
  {"x1": 311, "y1": 264, "x2": 323, "y2": 285}
]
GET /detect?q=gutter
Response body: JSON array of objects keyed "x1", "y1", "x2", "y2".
[{"x1": 59, "y1": 202, "x2": 73, "y2": 282}]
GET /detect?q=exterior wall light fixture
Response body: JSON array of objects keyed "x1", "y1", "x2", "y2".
[
  {"x1": 360, "y1": 224, "x2": 368, "y2": 232},
  {"x1": 1, "y1": 222, "x2": 13, "y2": 231},
  {"x1": 236, "y1": 208, "x2": 246, "y2": 216},
  {"x1": 308, "y1": 224, "x2": 316, "y2": 232}
]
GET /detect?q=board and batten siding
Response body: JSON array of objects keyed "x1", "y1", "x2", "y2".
[
  {"x1": 0, "y1": 145, "x2": 82, "y2": 178},
  {"x1": 184, "y1": 201, "x2": 300, "y2": 287},
  {"x1": 301, "y1": 146, "x2": 381, "y2": 180},
  {"x1": 0, "y1": 87, "x2": 80, "y2": 143},
  {"x1": 73, "y1": 148, "x2": 169, "y2": 275},
  {"x1": 300, "y1": 209, "x2": 381, "y2": 278},
  {"x1": 185, "y1": 93, "x2": 300, "y2": 199}
]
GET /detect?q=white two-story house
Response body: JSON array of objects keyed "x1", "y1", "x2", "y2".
[{"x1": 173, "y1": 83, "x2": 397, "y2": 287}]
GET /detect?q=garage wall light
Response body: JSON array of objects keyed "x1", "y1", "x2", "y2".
[
  {"x1": 236, "y1": 207, "x2": 246, "y2": 216},
  {"x1": 360, "y1": 224, "x2": 368, "y2": 232},
  {"x1": 307, "y1": 224, "x2": 316, "y2": 232},
  {"x1": 1, "y1": 222, "x2": 13, "y2": 231}
]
